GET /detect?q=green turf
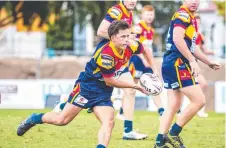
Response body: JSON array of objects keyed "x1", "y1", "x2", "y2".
[{"x1": 0, "y1": 110, "x2": 225, "y2": 148}]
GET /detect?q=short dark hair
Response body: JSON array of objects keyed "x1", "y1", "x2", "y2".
[{"x1": 108, "y1": 20, "x2": 130, "y2": 39}]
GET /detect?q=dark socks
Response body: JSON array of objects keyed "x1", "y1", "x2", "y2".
[
  {"x1": 60, "y1": 102, "x2": 66, "y2": 110},
  {"x1": 158, "y1": 108, "x2": 165, "y2": 116},
  {"x1": 33, "y1": 113, "x2": 44, "y2": 124},
  {"x1": 169, "y1": 123, "x2": 182, "y2": 136},
  {"x1": 124, "y1": 120, "x2": 133, "y2": 133},
  {"x1": 96, "y1": 144, "x2": 106, "y2": 148},
  {"x1": 119, "y1": 107, "x2": 123, "y2": 115},
  {"x1": 156, "y1": 134, "x2": 165, "y2": 146}
]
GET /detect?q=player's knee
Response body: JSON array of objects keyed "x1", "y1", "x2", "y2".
[
  {"x1": 195, "y1": 94, "x2": 206, "y2": 108},
  {"x1": 199, "y1": 95, "x2": 206, "y2": 108},
  {"x1": 103, "y1": 119, "x2": 115, "y2": 130},
  {"x1": 170, "y1": 101, "x2": 181, "y2": 112},
  {"x1": 200, "y1": 82, "x2": 208, "y2": 90},
  {"x1": 124, "y1": 88, "x2": 136, "y2": 99},
  {"x1": 56, "y1": 116, "x2": 70, "y2": 126}
]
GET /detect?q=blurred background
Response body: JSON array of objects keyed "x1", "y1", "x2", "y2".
[{"x1": 0, "y1": 0, "x2": 225, "y2": 113}]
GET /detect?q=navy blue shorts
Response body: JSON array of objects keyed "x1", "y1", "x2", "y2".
[
  {"x1": 162, "y1": 57, "x2": 198, "y2": 90},
  {"x1": 128, "y1": 55, "x2": 153, "y2": 79},
  {"x1": 67, "y1": 72, "x2": 113, "y2": 109}
]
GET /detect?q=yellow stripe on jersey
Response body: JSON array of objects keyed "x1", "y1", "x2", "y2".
[
  {"x1": 139, "y1": 36, "x2": 146, "y2": 43},
  {"x1": 174, "y1": 11, "x2": 190, "y2": 23},
  {"x1": 107, "y1": 7, "x2": 122, "y2": 20},
  {"x1": 129, "y1": 41, "x2": 139, "y2": 53},
  {"x1": 185, "y1": 25, "x2": 196, "y2": 40},
  {"x1": 140, "y1": 20, "x2": 151, "y2": 31},
  {"x1": 109, "y1": 41, "x2": 124, "y2": 59},
  {"x1": 185, "y1": 63, "x2": 196, "y2": 85},
  {"x1": 93, "y1": 67, "x2": 100, "y2": 74},
  {"x1": 119, "y1": 3, "x2": 130, "y2": 17},
  {"x1": 96, "y1": 53, "x2": 114, "y2": 70}
]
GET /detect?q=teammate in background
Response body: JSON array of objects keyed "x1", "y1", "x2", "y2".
[
  {"x1": 96, "y1": 0, "x2": 135, "y2": 49},
  {"x1": 17, "y1": 20, "x2": 157, "y2": 148},
  {"x1": 154, "y1": 0, "x2": 221, "y2": 148},
  {"x1": 116, "y1": 5, "x2": 165, "y2": 120},
  {"x1": 195, "y1": 14, "x2": 214, "y2": 118}
]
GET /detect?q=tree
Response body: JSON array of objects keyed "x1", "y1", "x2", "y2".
[{"x1": 214, "y1": 1, "x2": 226, "y2": 20}]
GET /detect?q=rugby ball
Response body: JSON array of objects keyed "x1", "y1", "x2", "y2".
[{"x1": 140, "y1": 73, "x2": 163, "y2": 96}]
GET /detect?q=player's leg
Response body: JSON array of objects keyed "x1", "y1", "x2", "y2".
[
  {"x1": 176, "y1": 84, "x2": 205, "y2": 126},
  {"x1": 164, "y1": 84, "x2": 205, "y2": 148},
  {"x1": 166, "y1": 62, "x2": 205, "y2": 148},
  {"x1": 17, "y1": 83, "x2": 83, "y2": 136},
  {"x1": 119, "y1": 72, "x2": 148, "y2": 140},
  {"x1": 153, "y1": 95, "x2": 165, "y2": 116},
  {"x1": 154, "y1": 89, "x2": 183, "y2": 148},
  {"x1": 197, "y1": 74, "x2": 208, "y2": 117},
  {"x1": 93, "y1": 105, "x2": 115, "y2": 148}
]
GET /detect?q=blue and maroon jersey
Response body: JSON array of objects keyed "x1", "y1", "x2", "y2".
[
  {"x1": 165, "y1": 5, "x2": 198, "y2": 62},
  {"x1": 85, "y1": 41, "x2": 143, "y2": 81},
  {"x1": 132, "y1": 20, "x2": 155, "y2": 50},
  {"x1": 105, "y1": 2, "x2": 133, "y2": 26}
]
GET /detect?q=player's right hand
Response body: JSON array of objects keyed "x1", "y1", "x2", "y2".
[
  {"x1": 133, "y1": 84, "x2": 150, "y2": 96},
  {"x1": 189, "y1": 61, "x2": 200, "y2": 77},
  {"x1": 209, "y1": 61, "x2": 221, "y2": 70}
]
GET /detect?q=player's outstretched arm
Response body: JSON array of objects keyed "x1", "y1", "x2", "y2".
[
  {"x1": 97, "y1": 19, "x2": 111, "y2": 39},
  {"x1": 173, "y1": 27, "x2": 200, "y2": 77},
  {"x1": 104, "y1": 77, "x2": 149, "y2": 95},
  {"x1": 194, "y1": 46, "x2": 221, "y2": 70},
  {"x1": 141, "y1": 45, "x2": 159, "y2": 76}
]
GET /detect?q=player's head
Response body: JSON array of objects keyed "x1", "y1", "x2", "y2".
[
  {"x1": 141, "y1": 5, "x2": 155, "y2": 25},
  {"x1": 183, "y1": 0, "x2": 200, "y2": 13},
  {"x1": 108, "y1": 20, "x2": 130, "y2": 50},
  {"x1": 195, "y1": 13, "x2": 201, "y2": 28},
  {"x1": 122, "y1": 0, "x2": 137, "y2": 11}
]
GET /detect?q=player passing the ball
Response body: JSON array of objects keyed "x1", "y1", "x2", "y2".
[
  {"x1": 16, "y1": 20, "x2": 157, "y2": 148},
  {"x1": 154, "y1": 0, "x2": 221, "y2": 148}
]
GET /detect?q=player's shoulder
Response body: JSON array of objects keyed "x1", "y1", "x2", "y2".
[
  {"x1": 107, "y1": 4, "x2": 123, "y2": 20},
  {"x1": 174, "y1": 9, "x2": 191, "y2": 23},
  {"x1": 128, "y1": 40, "x2": 142, "y2": 53},
  {"x1": 97, "y1": 46, "x2": 115, "y2": 69}
]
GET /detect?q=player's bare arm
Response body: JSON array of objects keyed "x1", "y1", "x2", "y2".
[
  {"x1": 173, "y1": 27, "x2": 200, "y2": 77},
  {"x1": 141, "y1": 46, "x2": 159, "y2": 76},
  {"x1": 104, "y1": 76, "x2": 149, "y2": 95},
  {"x1": 97, "y1": 19, "x2": 111, "y2": 39},
  {"x1": 194, "y1": 46, "x2": 221, "y2": 70}
]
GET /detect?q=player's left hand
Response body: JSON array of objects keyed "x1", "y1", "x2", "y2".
[
  {"x1": 209, "y1": 61, "x2": 221, "y2": 70},
  {"x1": 133, "y1": 84, "x2": 150, "y2": 96}
]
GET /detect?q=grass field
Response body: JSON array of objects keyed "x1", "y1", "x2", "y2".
[{"x1": 0, "y1": 110, "x2": 225, "y2": 148}]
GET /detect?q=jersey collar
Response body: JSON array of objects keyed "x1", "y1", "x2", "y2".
[
  {"x1": 109, "y1": 41, "x2": 124, "y2": 59},
  {"x1": 180, "y1": 5, "x2": 195, "y2": 19},
  {"x1": 140, "y1": 20, "x2": 152, "y2": 31},
  {"x1": 119, "y1": 2, "x2": 130, "y2": 18}
]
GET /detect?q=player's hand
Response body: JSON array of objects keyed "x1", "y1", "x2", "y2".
[
  {"x1": 189, "y1": 61, "x2": 200, "y2": 77},
  {"x1": 133, "y1": 84, "x2": 149, "y2": 96},
  {"x1": 209, "y1": 61, "x2": 221, "y2": 70}
]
